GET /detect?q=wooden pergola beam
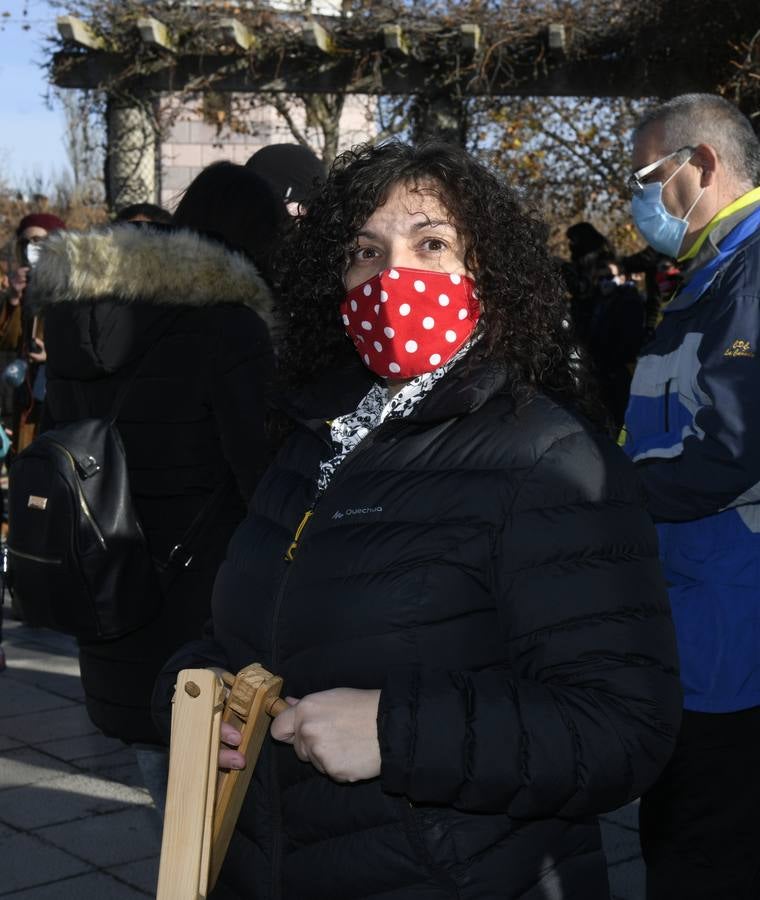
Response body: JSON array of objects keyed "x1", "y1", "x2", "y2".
[
  {"x1": 52, "y1": 47, "x2": 731, "y2": 98},
  {"x1": 50, "y1": 0, "x2": 758, "y2": 102},
  {"x1": 217, "y1": 18, "x2": 256, "y2": 52},
  {"x1": 548, "y1": 24, "x2": 567, "y2": 59},
  {"x1": 302, "y1": 21, "x2": 334, "y2": 54},
  {"x1": 56, "y1": 15, "x2": 104, "y2": 51},
  {"x1": 381, "y1": 25, "x2": 410, "y2": 56},
  {"x1": 459, "y1": 24, "x2": 481, "y2": 53},
  {"x1": 137, "y1": 17, "x2": 176, "y2": 52}
]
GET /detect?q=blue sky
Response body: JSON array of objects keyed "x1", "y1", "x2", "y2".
[{"x1": 0, "y1": 0, "x2": 69, "y2": 187}]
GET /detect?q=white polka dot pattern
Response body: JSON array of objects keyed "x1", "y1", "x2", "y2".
[{"x1": 340, "y1": 267, "x2": 479, "y2": 378}]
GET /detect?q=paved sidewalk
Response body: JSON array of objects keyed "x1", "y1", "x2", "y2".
[
  {"x1": 0, "y1": 607, "x2": 645, "y2": 899},
  {"x1": 0, "y1": 616, "x2": 159, "y2": 898}
]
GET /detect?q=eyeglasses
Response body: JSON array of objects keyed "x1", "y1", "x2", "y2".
[{"x1": 627, "y1": 146, "x2": 696, "y2": 196}]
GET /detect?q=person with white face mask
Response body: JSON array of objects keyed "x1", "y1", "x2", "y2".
[
  {"x1": 623, "y1": 93, "x2": 760, "y2": 900},
  {"x1": 0, "y1": 213, "x2": 65, "y2": 667}
]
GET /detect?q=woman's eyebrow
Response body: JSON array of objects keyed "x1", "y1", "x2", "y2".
[{"x1": 410, "y1": 219, "x2": 455, "y2": 231}]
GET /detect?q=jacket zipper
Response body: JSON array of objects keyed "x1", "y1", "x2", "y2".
[
  {"x1": 269, "y1": 417, "x2": 406, "y2": 896},
  {"x1": 284, "y1": 509, "x2": 313, "y2": 561},
  {"x1": 7, "y1": 547, "x2": 62, "y2": 565},
  {"x1": 282, "y1": 417, "x2": 408, "y2": 564},
  {"x1": 663, "y1": 379, "x2": 671, "y2": 431},
  {"x1": 59, "y1": 446, "x2": 107, "y2": 550}
]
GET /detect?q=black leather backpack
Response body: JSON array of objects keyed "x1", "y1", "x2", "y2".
[
  {"x1": 7, "y1": 342, "x2": 229, "y2": 641},
  {"x1": 8, "y1": 416, "x2": 164, "y2": 639}
]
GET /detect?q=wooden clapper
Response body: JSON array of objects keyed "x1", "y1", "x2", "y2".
[{"x1": 156, "y1": 664, "x2": 287, "y2": 899}]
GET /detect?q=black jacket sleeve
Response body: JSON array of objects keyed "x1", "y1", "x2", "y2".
[{"x1": 378, "y1": 428, "x2": 681, "y2": 818}]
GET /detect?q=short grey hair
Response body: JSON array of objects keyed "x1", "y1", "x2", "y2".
[{"x1": 635, "y1": 93, "x2": 760, "y2": 188}]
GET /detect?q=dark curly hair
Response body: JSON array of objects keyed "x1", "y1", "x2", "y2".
[{"x1": 274, "y1": 140, "x2": 604, "y2": 426}]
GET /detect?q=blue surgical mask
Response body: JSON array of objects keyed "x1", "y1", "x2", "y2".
[{"x1": 630, "y1": 158, "x2": 705, "y2": 258}]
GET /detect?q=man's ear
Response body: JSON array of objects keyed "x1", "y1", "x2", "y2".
[{"x1": 693, "y1": 143, "x2": 719, "y2": 188}]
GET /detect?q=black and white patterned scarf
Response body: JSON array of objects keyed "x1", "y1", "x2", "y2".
[{"x1": 317, "y1": 338, "x2": 475, "y2": 493}]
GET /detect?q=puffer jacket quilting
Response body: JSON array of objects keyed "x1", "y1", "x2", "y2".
[{"x1": 156, "y1": 359, "x2": 681, "y2": 900}]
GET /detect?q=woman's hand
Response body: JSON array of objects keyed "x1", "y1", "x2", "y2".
[
  {"x1": 218, "y1": 721, "x2": 246, "y2": 770},
  {"x1": 28, "y1": 337, "x2": 46, "y2": 364},
  {"x1": 9, "y1": 267, "x2": 28, "y2": 306},
  {"x1": 271, "y1": 688, "x2": 381, "y2": 783}
]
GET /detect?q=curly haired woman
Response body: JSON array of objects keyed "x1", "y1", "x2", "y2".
[{"x1": 155, "y1": 141, "x2": 681, "y2": 899}]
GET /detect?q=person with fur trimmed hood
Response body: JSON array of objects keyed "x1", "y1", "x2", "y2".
[{"x1": 25, "y1": 162, "x2": 284, "y2": 807}]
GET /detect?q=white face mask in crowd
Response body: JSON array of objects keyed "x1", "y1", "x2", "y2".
[
  {"x1": 629, "y1": 147, "x2": 705, "y2": 258},
  {"x1": 25, "y1": 242, "x2": 42, "y2": 268}
]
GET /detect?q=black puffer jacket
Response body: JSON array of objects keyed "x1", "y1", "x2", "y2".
[
  {"x1": 27, "y1": 224, "x2": 275, "y2": 743},
  {"x1": 155, "y1": 358, "x2": 681, "y2": 900}
]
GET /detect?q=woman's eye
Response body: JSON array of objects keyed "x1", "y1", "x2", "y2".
[
  {"x1": 422, "y1": 238, "x2": 447, "y2": 252},
  {"x1": 349, "y1": 246, "x2": 377, "y2": 261}
]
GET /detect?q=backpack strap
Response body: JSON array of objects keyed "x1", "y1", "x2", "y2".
[{"x1": 162, "y1": 473, "x2": 236, "y2": 573}]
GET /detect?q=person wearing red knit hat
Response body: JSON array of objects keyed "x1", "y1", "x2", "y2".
[
  {"x1": 3, "y1": 213, "x2": 67, "y2": 352},
  {"x1": 15, "y1": 212, "x2": 67, "y2": 236}
]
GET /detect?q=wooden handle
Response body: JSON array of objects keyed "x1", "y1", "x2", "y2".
[{"x1": 267, "y1": 696, "x2": 289, "y2": 717}]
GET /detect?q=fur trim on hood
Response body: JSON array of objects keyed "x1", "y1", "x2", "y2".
[{"x1": 27, "y1": 225, "x2": 273, "y2": 324}]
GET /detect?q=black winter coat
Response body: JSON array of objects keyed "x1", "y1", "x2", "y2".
[
  {"x1": 27, "y1": 224, "x2": 275, "y2": 743},
  {"x1": 155, "y1": 358, "x2": 681, "y2": 900}
]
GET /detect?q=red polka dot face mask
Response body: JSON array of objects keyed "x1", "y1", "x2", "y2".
[{"x1": 341, "y1": 267, "x2": 480, "y2": 379}]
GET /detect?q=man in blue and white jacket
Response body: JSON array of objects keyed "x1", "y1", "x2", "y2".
[{"x1": 624, "y1": 93, "x2": 760, "y2": 900}]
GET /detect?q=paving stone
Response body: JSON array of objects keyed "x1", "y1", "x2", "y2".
[
  {"x1": 74, "y1": 745, "x2": 139, "y2": 772},
  {"x1": 0, "y1": 871, "x2": 150, "y2": 898},
  {"x1": 601, "y1": 819, "x2": 642, "y2": 865},
  {"x1": 0, "y1": 679, "x2": 76, "y2": 719},
  {"x1": 0, "y1": 830, "x2": 91, "y2": 893},
  {"x1": 4, "y1": 668, "x2": 85, "y2": 703},
  {"x1": 108, "y1": 856, "x2": 160, "y2": 895},
  {"x1": 607, "y1": 853, "x2": 646, "y2": 900},
  {"x1": 37, "y1": 807, "x2": 162, "y2": 868},
  {"x1": 2, "y1": 643, "x2": 79, "y2": 672},
  {"x1": 5, "y1": 622, "x2": 78, "y2": 656},
  {"x1": 0, "y1": 771, "x2": 150, "y2": 830},
  {"x1": 601, "y1": 799, "x2": 640, "y2": 832},
  {"x1": 1, "y1": 704, "x2": 96, "y2": 744},
  {"x1": 38, "y1": 731, "x2": 125, "y2": 763},
  {"x1": 88, "y1": 761, "x2": 145, "y2": 789},
  {"x1": 0, "y1": 747, "x2": 78, "y2": 790}
]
